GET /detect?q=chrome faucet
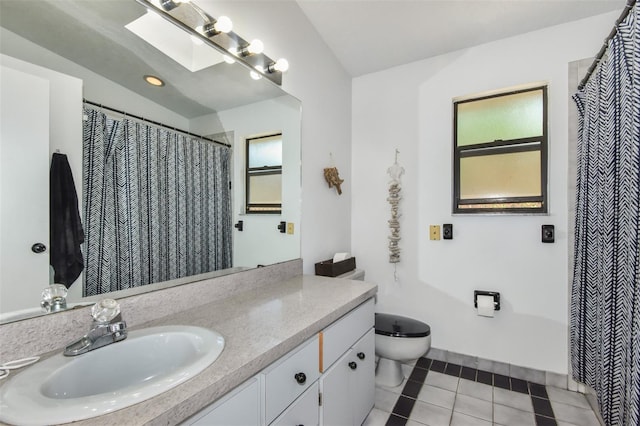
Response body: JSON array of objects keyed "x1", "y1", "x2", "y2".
[{"x1": 64, "y1": 299, "x2": 127, "y2": 356}]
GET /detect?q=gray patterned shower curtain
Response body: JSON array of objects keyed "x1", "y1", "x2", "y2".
[
  {"x1": 82, "y1": 107, "x2": 232, "y2": 296},
  {"x1": 571, "y1": 5, "x2": 640, "y2": 425}
]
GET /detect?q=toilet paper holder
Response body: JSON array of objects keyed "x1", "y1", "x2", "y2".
[{"x1": 474, "y1": 290, "x2": 501, "y2": 311}]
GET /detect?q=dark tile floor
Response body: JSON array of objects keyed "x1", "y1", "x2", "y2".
[{"x1": 363, "y1": 357, "x2": 601, "y2": 426}]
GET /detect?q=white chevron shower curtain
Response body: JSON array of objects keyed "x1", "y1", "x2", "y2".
[
  {"x1": 82, "y1": 107, "x2": 232, "y2": 296},
  {"x1": 571, "y1": 5, "x2": 640, "y2": 426}
]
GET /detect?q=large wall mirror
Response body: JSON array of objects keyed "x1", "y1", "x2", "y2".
[{"x1": 0, "y1": 0, "x2": 301, "y2": 323}]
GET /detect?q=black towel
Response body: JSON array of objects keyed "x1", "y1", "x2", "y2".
[{"x1": 50, "y1": 152, "x2": 84, "y2": 287}]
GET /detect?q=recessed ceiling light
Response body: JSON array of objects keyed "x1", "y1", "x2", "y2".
[{"x1": 144, "y1": 75, "x2": 165, "y2": 87}]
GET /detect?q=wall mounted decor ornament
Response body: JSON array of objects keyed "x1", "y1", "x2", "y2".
[
  {"x1": 387, "y1": 150, "x2": 404, "y2": 263},
  {"x1": 324, "y1": 167, "x2": 344, "y2": 195}
]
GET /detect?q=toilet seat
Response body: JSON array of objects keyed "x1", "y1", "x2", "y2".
[{"x1": 375, "y1": 313, "x2": 431, "y2": 338}]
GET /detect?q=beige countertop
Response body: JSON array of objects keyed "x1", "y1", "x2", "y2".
[{"x1": 62, "y1": 274, "x2": 377, "y2": 425}]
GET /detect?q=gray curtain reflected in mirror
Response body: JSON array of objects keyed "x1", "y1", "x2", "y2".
[{"x1": 82, "y1": 106, "x2": 232, "y2": 296}]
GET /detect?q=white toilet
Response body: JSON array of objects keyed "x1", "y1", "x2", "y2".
[
  {"x1": 374, "y1": 313, "x2": 431, "y2": 387},
  {"x1": 336, "y1": 269, "x2": 432, "y2": 387}
]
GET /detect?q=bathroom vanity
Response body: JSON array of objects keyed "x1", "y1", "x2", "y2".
[
  {"x1": 183, "y1": 298, "x2": 375, "y2": 426},
  {"x1": 0, "y1": 264, "x2": 377, "y2": 425}
]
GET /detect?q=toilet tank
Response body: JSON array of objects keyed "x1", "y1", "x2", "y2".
[{"x1": 336, "y1": 269, "x2": 365, "y2": 281}]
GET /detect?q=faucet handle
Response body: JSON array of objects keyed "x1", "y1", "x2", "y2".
[
  {"x1": 91, "y1": 299, "x2": 121, "y2": 323},
  {"x1": 41, "y1": 284, "x2": 68, "y2": 313}
]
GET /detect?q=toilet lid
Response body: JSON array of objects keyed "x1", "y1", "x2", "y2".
[{"x1": 375, "y1": 313, "x2": 431, "y2": 338}]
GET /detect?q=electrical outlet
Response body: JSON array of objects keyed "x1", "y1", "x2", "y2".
[
  {"x1": 287, "y1": 223, "x2": 294, "y2": 235},
  {"x1": 429, "y1": 225, "x2": 441, "y2": 240},
  {"x1": 443, "y1": 223, "x2": 453, "y2": 240}
]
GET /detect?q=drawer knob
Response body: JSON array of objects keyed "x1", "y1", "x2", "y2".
[
  {"x1": 349, "y1": 361, "x2": 357, "y2": 370},
  {"x1": 357, "y1": 352, "x2": 365, "y2": 360},
  {"x1": 294, "y1": 372, "x2": 306, "y2": 384}
]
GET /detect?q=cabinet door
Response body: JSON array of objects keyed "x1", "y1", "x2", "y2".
[
  {"x1": 319, "y1": 349, "x2": 352, "y2": 426},
  {"x1": 349, "y1": 329, "x2": 375, "y2": 426},
  {"x1": 272, "y1": 381, "x2": 319, "y2": 426},
  {"x1": 320, "y1": 329, "x2": 375, "y2": 426},
  {"x1": 182, "y1": 377, "x2": 260, "y2": 426}
]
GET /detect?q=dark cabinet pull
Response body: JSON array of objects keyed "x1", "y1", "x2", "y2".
[
  {"x1": 348, "y1": 361, "x2": 357, "y2": 370},
  {"x1": 294, "y1": 372, "x2": 306, "y2": 384},
  {"x1": 31, "y1": 243, "x2": 46, "y2": 254},
  {"x1": 357, "y1": 352, "x2": 365, "y2": 360}
]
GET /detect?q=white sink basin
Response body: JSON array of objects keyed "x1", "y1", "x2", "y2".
[{"x1": 0, "y1": 325, "x2": 224, "y2": 425}]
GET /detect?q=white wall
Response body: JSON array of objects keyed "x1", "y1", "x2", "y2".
[
  {"x1": 351, "y1": 12, "x2": 619, "y2": 374},
  {"x1": 199, "y1": 1, "x2": 353, "y2": 273},
  {"x1": 190, "y1": 96, "x2": 301, "y2": 268}
]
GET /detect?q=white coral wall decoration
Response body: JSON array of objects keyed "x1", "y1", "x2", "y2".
[{"x1": 387, "y1": 151, "x2": 404, "y2": 263}]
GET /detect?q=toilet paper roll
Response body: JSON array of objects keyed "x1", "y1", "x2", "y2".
[{"x1": 477, "y1": 295, "x2": 495, "y2": 317}]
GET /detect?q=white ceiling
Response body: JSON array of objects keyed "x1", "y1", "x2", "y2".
[{"x1": 296, "y1": 0, "x2": 627, "y2": 77}]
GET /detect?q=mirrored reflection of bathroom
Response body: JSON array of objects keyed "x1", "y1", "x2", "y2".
[{"x1": 0, "y1": 0, "x2": 302, "y2": 324}]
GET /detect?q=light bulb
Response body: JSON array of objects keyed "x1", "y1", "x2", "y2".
[
  {"x1": 246, "y1": 39, "x2": 264, "y2": 55},
  {"x1": 213, "y1": 16, "x2": 233, "y2": 33},
  {"x1": 144, "y1": 75, "x2": 165, "y2": 87},
  {"x1": 201, "y1": 16, "x2": 232, "y2": 38},
  {"x1": 268, "y1": 58, "x2": 289, "y2": 73},
  {"x1": 250, "y1": 65, "x2": 264, "y2": 80}
]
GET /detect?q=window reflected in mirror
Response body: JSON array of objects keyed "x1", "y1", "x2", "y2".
[{"x1": 246, "y1": 133, "x2": 283, "y2": 214}]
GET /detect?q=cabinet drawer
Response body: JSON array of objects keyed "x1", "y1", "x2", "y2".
[
  {"x1": 271, "y1": 381, "x2": 319, "y2": 426},
  {"x1": 321, "y1": 298, "x2": 374, "y2": 371},
  {"x1": 263, "y1": 335, "x2": 320, "y2": 424}
]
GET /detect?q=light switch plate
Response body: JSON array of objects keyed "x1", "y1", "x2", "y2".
[
  {"x1": 286, "y1": 223, "x2": 294, "y2": 235},
  {"x1": 429, "y1": 225, "x2": 440, "y2": 240}
]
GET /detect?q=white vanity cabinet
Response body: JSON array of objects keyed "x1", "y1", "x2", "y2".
[
  {"x1": 320, "y1": 330, "x2": 375, "y2": 426},
  {"x1": 319, "y1": 301, "x2": 375, "y2": 426},
  {"x1": 183, "y1": 377, "x2": 260, "y2": 426},
  {"x1": 182, "y1": 298, "x2": 374, "y2": 426}
]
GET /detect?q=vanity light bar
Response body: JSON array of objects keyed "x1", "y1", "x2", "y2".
[{"x1": 135, "y1": 0, "x2": 286, "y2": 85}]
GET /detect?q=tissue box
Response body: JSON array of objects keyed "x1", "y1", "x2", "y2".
[{"x1": 314, "y1": 257, "x2": 356, "y2": 277}]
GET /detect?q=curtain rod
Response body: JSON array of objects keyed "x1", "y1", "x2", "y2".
[
  {"x1": 578, "y1": 0, "x2": 636, "y2": 90},
  {"x1": 83, "y1": 99, "x2": 231, "y2": 148}
]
